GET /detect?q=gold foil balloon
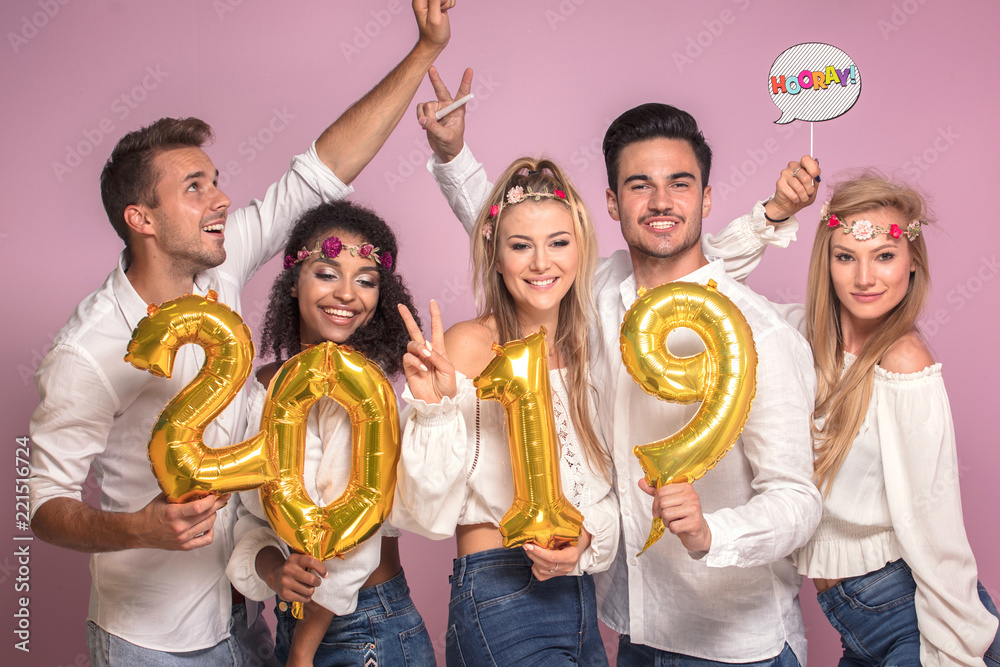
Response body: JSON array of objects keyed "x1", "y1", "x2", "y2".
[
  {"x1": 475, "y1": 329, "x2": 583, "y2": 550},
  {"x1": 125, "y1": 291, "x2": 277, "y2": 502},
  {"x1": 619, "y1": 280, "x2": 757, "y2": 555},
  {"x1": 258, "y1": 341, "x2": 400, "y2": 565}
]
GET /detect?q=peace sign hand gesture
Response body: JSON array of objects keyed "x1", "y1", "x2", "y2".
[{"x1": 399, "y1": 300, "x2": 457, "y2": 404}]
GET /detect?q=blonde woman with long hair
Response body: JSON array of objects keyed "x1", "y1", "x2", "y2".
[
  {"x1": 396, "y1": 157, "x2": 618, "y2": 666},
  {"x1": 776, "y1": 173, "x2": 1000, "y2": 665}
]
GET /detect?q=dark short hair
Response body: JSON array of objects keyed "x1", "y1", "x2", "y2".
[
  {"x1": 602, "y1": 103, "x2": 712, "y2": 194},
  {"x1": 259, "y1": 200, "x2": 419, "y2": 377},
  {"x1": 100, "y1": 117, "x2": 213, "y2": 244}
]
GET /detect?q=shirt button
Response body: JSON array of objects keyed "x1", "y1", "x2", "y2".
[
  {"x1": 622, "y1": 508, "x2": 631, "y2": 517},
  {"x1": 629, "y1": 557, "x2": 638, "y2": 566},
  {"x1": 278, "y1": 601, "x2": 288, "y2": 612}
]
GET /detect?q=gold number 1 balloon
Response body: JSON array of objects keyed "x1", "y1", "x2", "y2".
[
  {"x1": 619, "y1": 280, "x2": 757, "y2": 556},
  {"x1": 475, "y1": 329, "x2": 583, "y2": 550},
  {"x1": 125, "y1": 291, "x2": 277, "y2": 502}
]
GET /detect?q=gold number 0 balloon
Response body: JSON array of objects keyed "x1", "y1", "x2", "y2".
[
  {"x1": 619, "y1": 280, "x2": 757, "y2": 556},
  {"x1": 475, "y1": 329, "x2": 583, "y2": 550},
  {"x1": 125, "y1": 291, "x2": 277, "y2": 502},
  {"x1": 259, "y1": 341, "x2": 400, "y2": 619}
]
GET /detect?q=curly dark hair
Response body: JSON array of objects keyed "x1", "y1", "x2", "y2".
[{"x1": 259, "y1": 201, "x2": 419, "y2": 377}]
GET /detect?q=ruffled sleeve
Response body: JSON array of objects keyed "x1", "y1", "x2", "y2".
[
  {"x1": 701, "y1": 200, "x2": 799, "y2": 283},
  {"x1": 574, "y1": 485, "x2": 620, "y2": 575},
  {"x1": 878, "y1": 365, "x2": 998, "y2": 665},
  {"x1": 396, "y1": 374, "x2": 477, "y2": 539}
]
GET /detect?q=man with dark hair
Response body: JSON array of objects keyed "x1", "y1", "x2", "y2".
[
  {"x1": 418, "y1": 75, "x2": 824, "y2": 664},
  {"x1": 28, "y1": 3, "x2": 457, "y2": 665}
]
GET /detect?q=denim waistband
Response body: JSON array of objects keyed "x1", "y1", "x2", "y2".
[
  {"x1": 353, "y1": 569, "x2": 412, "y2": 614},
  {"x1": 816, "y1": 558, "x2": 911, "y2": 612},
  {"x1": 450, "y1": 547, "x2": 530, "y2": 587}
]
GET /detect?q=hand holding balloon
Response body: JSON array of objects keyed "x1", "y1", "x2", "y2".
[
  {"x1": 258, "y1": 548, "x2": 328, "y2": 604},
  {"x1": 639, "y1": 479, "x2": 710, "y2": 553},
  {"x1": 524, "y1": 529, "x2": 593, "y2": 581}
]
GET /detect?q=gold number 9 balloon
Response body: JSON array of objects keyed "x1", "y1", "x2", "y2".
[
  {"x1": 258, "y1": 340, "x2": 399, "y2": 570},
  {"x1": 619, "y1": 280, "x2": 757, "y2": 556},
  {"x1": 475, "y1": 329, "x2": 583, "y2": 550},
  {"x1": 125, "y1": 291, "x2": 277, "y2": 502}
]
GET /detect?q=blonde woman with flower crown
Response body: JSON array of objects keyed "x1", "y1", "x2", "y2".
[
  {"x1": 395, "y1": 158, "x2": 618, "y2": 666},
  {"x1": 764, "y1": 173, "x2": 1000, "y2": 665}
]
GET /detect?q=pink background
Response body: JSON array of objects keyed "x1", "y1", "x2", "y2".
[{"x1": 3, "y1": 1, "x2": 998, "y2": 664}]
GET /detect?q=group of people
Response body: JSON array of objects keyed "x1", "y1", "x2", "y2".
[{"x1": 26, "y1": 2, "x2": 1000, "y2": 665}]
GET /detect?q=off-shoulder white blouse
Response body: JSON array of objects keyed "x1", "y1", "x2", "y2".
[
  {"x1": 227, "y1": 377, "x2": 400, "y2": 616},
  {"x1": 397, "y1": 369, "x2": 619, "y2": 575},
  {"x1": 794, "y1": 349, "x2": 998, "y2": 666}
]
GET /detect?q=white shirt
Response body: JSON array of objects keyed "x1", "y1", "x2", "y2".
[
  {"x1": 228, "y1": 377, "x2": 401, "y2": 616},
  {"x1": 398, "y1": 370, "x2": 620, "y2": 575},
  {"x1": 430, "y1": 145, "x2": 820, "y2": 663},
  {"x1": 28, "y1": 144, "x2": 351, "y2": 652},
  {"x1": 592, "y1": 255, "x2": 820, "y2": 664}
]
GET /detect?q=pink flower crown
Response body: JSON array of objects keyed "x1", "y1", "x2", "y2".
[
  {"x1": 283, "y1": 235, "x2": 393, "y2": 271},
  {"x1": 482, "y1": 184, "x2": 568, "y2": 241},
  {"x1": 820, "y1": 202, "x2": 922, "y2": 242}
]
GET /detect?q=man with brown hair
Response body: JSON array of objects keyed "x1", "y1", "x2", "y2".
[{"x1": 28, "y1": 3, "x2": 457, "y2": 665}]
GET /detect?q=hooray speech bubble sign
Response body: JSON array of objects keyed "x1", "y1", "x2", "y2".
[{"x1": 769, "y1": 42, "x2": 861, "y2": 124}]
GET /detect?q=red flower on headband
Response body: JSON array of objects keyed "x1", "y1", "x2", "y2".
[
  {"x1": 358, "y1": 243, "x2": 374, "y2": 258},
  {"x1": 321, "y1": 236, "x2": 343, "y2": 258},
  {"x1": 283, "y1": 255, "x2": 296, "y2": 269},
  {"x1": 827, "y1": 213, "x2": 840, "y2": 228},
  {"x1": 555, "y1": 189, "x2": 566, "y2": 199},
  {"x1": 489, "y1": 204, "x2": 499, "y2": 217},
  {"x1": 297, "y1": 249, "x2": 311, "y2": 261},
  {"x1": 382, "y1": 252, "x2": 393, "y2": 271},
  {"x1": 890, "y1": 224, "x2": 902, "y2": 239}
]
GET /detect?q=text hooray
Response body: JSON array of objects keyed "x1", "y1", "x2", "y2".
[{"x1": 770, "y1": 65, "x2": 857, "y2": 95}]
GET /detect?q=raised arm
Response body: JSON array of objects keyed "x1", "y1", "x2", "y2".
[
  {"x1": 314, "y1": 0, "x2": 456, "y2": 184},
  {"x1": 702, "y1": 155, "x2": 821, "y2": 283}
]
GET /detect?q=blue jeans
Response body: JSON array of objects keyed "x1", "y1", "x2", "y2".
[
  {"x1": 87, "y1": 602, "x2": 275, "y2": 666},
  {"x1": 274, "y1": 569, "x2": 434, "y2": 667},
  {"x1": 445, "y1": 547, "x2": 607, "y2": 666},
  {"x1": 616, "y1": 636, "x2": 798, "y2": 666},
  {"x1": 816, "y1": 559, "x2": 1000, "y2": 666}
]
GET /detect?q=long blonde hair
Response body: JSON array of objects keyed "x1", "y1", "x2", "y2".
[
  {"x1": 470, "y1": 157, "x2": 609, "y2": 478},
  {"x1": 807, "y1": 172, "x2": 933, "y2": 493}
]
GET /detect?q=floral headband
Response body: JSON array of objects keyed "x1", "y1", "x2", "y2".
[
  {"x1": 283, "y1": 235, "x2": 393, "y2": 271},
  {"x1": 482, "y1": 184, "x2": 568, "y2": 241},
  {"x1": 820, "y1": 201, "x2": 922, "y2": 242}
]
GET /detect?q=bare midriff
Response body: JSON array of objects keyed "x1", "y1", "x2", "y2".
[
  {"x1": 364, "y1": 536, "x2": 402, "y2": 587},
  {"x1": 812, "y1": 577, "x2": 843, "y2": 594},
  {"x1": 456, "y1": 522, "x2": 505, "y2": 557}
]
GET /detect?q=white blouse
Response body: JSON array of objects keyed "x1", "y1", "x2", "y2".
[
  {"x1": 227, "y1": 377, "x2": 400, "y2": 616},
  {"x1": 793, "y1": 347, "x2": 998, "y2": 665},
  {"x1": 398, "y1": 369, "x2": 620, "y2": 575}
]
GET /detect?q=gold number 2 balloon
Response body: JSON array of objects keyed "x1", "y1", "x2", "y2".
[
  {"x1": 619, "y1": 280, "x2": 757, "y2": 556},
  {"x1": 258, "y1": 341, "x2": 400, "y2": 566},
  {"x1": 124, "y1": 291, "x2": 278, "y2": 502},
  {"x1": 475, "y1": 329, "x2": 583, "y2": 550}
]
